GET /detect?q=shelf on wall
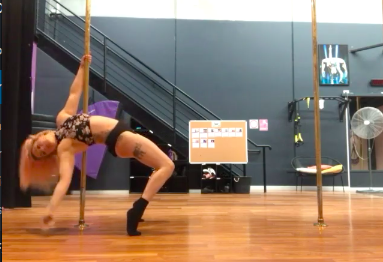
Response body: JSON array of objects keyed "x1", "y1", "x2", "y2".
[{"x1": 341, "y1": 93, "x2": 383, "y2": 98}]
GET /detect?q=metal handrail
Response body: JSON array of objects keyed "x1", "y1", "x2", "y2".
[
  {"x1": 35, "y1": 25, "x2": 191, "y2": 143},
  {"x1": 47, "y1": 0, "x2": 271, "y2": 151},
  {"x1": 49, "y1": 12, "x2": 208, "y2": 122},
  {"x1": 48, "y1": 0, "x2": 218, "y2": 116}
]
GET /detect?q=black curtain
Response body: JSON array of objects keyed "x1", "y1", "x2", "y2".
[{"x1": 2, "y1": 0, "x2": 37, "y2": 208}]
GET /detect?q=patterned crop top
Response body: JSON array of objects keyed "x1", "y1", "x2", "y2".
[{"x1": 54, "y1": 113, "x2": 96, "y2": 145}]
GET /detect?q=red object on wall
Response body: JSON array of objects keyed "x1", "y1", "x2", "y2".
[{"x1": 370, "y1": 79, "x2": 383, "y2": 87}]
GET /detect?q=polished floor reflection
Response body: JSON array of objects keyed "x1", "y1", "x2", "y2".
[{"x1": 2, "y1": 191, "x2": 383, "y2": 262}]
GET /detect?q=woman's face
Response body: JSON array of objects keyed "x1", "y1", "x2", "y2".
[{"x1": 31, "y1": 134, "x2": 56, "y2": 158}]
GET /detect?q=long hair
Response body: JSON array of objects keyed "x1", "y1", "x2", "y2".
[{"x1": 19, "y1": 131, "x2": 60, "y2": 192}]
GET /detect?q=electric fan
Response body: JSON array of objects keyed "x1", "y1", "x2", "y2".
[{"x1": 350, "y1": 106, "x2": 383, "y2": 193}]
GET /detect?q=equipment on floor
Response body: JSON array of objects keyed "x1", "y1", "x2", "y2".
[
  {"x1": 202, "y1": 167, "x2": 216, "y2": 179},
  {"x1": 351, "y1": 106, "x2": 383, "y2": 194}
]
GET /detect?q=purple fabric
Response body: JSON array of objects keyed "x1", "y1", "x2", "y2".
[
  {"x1": 31, "y1": 42, "x2": 37, "y2": 113},
  {"x1": 74, "y1": 100, "x2": 120, "y2": 179}
]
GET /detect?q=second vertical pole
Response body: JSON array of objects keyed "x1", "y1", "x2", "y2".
[
  {"x1": 310, "y1": 0, "x2": 327, "y2": 227},
  {"x1": 78, "y1": 0, "x2": 92, "y2": 230}
]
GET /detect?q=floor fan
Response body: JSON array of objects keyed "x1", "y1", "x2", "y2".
[{"x1": 350, "y1": 107, "x2": 383, "y2": 193}]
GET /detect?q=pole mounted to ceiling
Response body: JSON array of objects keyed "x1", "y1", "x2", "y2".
[
  {"x1": 76, "y1": 0, "x2": 91, "y2": 231},
  {"x1": 310, "y1": 0, "x2": 327, "y2": 229}
]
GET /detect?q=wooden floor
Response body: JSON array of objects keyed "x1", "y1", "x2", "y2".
[{"x1": 2, "y1": 191, "x2": 383, "y2": 262}]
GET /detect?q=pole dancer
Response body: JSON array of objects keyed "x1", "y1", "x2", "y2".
[{"x1": 19, "y1": 54, "x2": 175, "y2": 236}]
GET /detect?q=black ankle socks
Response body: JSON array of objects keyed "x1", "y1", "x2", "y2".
[
  {"x1": 133, "y1": 197, "x2": 149, "y2": 209},
  {"x1": 127, "y1": 198, "x2": 149, "y2": 236}
]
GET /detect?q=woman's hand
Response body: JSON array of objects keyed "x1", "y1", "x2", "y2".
[
  {"x1": 80, "y1": 53, "x2": 92, "y2": 66},
  {"x1": 41, "y1": 213, "x2": 55, "y2": 230}
]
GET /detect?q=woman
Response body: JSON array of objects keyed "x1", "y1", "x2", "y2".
[{"x1": 19, "y1": 54, "x2": 175, "y2": 236}]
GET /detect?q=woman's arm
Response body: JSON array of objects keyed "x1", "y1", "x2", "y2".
[
  {"x1": 19, "y1": 139, "x2": 33, "y2": 191},
  {"x1": 56, "y1": 54, "x2": 92, "y2": 125},
  {"x1": 44, "y1": 145, "x2": 75, "y2": 218}
]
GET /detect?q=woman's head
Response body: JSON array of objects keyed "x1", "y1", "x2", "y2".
[
  {"x1": 29, "y1": 130, "x2": 58, "y2": 159},
  {"x1": 19, "y1": 131, "x2": 59, "y2": 192}
]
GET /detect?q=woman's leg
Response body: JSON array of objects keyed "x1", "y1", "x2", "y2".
[{"x1": 116, "y1": 132, "x2": 175, "y2": 236}]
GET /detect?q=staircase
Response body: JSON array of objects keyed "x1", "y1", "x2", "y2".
[{"x1": 35, "y1": 0, "x2": 271, "y2": 180}]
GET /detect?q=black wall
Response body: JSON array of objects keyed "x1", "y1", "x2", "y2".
[{"x1": 35, "y1": 17, "x2": 383, "y2": 188}]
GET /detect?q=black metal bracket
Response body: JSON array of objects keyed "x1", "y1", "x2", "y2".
[
  {"x1": 338, "y1": 99, "x2": 350, "y2": 122},
  {"x1": 288, "y1": 101, "x2": 296, "y2": 122},
  {"x1": 288, "y1": 96, "x2": 349, "y2": 122},
  {"x1": 350, "y1": 43, "x2": 383, "y2": 54}
]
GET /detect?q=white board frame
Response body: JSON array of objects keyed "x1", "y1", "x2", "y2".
[{"x1": 188, "y1": 120, "x2": 248, "y2": 164}]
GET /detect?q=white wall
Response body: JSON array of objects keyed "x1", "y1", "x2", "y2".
[{"x1": 57, "y1": 0, "x2": 383, "y2": 24}]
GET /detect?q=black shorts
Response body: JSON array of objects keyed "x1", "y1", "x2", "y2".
[{"x1": 105, "y1": 120, "x2": 134, "y2": 157}]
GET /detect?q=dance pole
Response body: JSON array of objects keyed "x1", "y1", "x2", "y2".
[
  {"x1": 310, "y1": 0, "x2": 326, "y2": 227},
  {"x1": 77, "y1": 0, "x2": 92, "y2": 230}
]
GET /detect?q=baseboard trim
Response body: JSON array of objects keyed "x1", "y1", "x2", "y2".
[
  {"x1": 70, "y1": 190, "x2": 130, "y2": 195},
  {"x1": 250, "y1": 186, "x2": 383, "y2": 192},
  {"x1": 70, "y1": 190, "x2": 203, "y2": 194},
  {"x1": 69, "y1": 186, "x2": 383, "y2": 195}
]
